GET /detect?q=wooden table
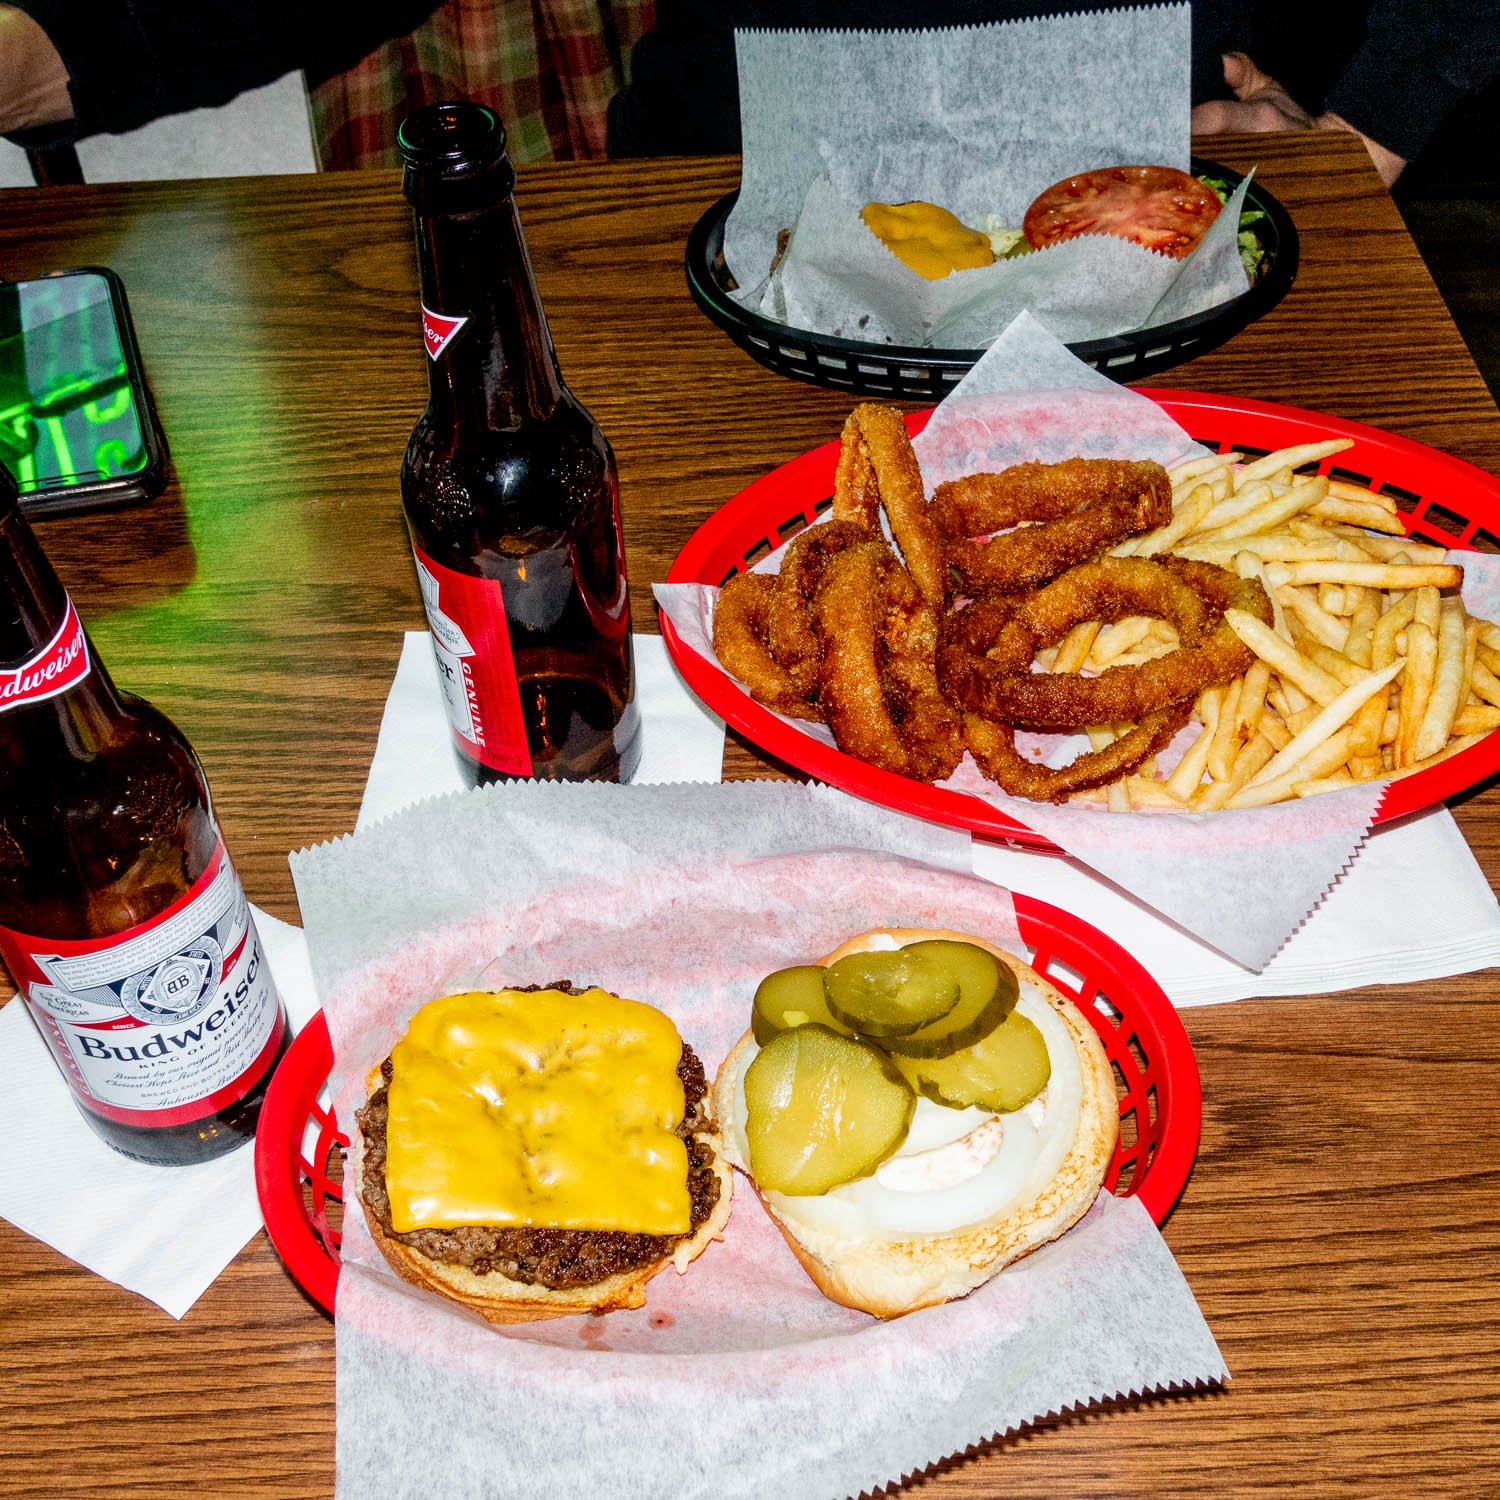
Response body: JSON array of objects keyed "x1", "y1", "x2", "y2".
[{"x1": 2, "y1": 132, "x2": 1498, "y2": 1497}]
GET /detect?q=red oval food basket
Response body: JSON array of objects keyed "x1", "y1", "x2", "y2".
[
  {"x1": 254, "y1": 895, "x2": 1202, "y2": 1315},
  {"x1": 663, "y1": 392, "x2": 1500, "y2": 850}
]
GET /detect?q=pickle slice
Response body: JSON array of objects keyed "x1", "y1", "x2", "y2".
[
  {"x1": 879, "y1": 941, "x2": 1017, "y2": 1059},
  {"x1": 892, "y1": 1009, "x2": 1051, "y2": 1113},
  {"x1": 751, "y1": 965, "x2": 848, "y2": 1045},
  {"x1": 743, "y1": 1024, "x2": 915, "y2": 1195},
  {"x1": 824, "y1": 947, "x2": 960, "y2": 1038}
]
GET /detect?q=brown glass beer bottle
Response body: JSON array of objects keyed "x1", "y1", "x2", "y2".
[
  {"x1": 398, "y1": 101, "x2": 641, "y2": 785},
  {"x1": 0, "y1": 463, "x2": 289, "y2": 1165}
]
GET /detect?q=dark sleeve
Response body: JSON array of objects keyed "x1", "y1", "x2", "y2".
[
  {"x1": 1324, "y1": 1, "x2": 1500, "y2": 160},
  {"x1": 607, "y1": 0, "x2": 738, "y2": 157},
  {"x1": 5, "y1": 0, "x2": 441, "y2": 140}
]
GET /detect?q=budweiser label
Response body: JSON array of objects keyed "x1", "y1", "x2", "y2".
[
  {"x1": 421, "y1": 304, "x2": 469, "y2": 361},
  {"x1": 412, "y1": 547, "x2": 532, "y2": 774},
  {"x1": 0, "y1": 842, "x2": 284, "y2": 1124},
  {"x1": 0, "y1": 596, "x2": 90, "y2": 715}
]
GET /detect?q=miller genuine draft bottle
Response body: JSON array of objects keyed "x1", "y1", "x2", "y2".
[
  {"x1": 0, "y1": 462, "x2": 288, "y2": 1164},
  {"x1": 398, "y1": 100, "x2": 641, "y2": 785}
]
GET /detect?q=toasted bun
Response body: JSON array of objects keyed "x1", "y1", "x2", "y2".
[
  {"x1": 354, "y1": 1021, "x2": 733, "y2": 1324},
  {"x1": 713, "y1": 927, "x2": 1118, "y2": 1319}
]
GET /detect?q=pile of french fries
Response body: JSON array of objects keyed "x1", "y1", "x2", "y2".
[{"x1": 1055, "y1": 437, "x2": 1500, "y2": 811}]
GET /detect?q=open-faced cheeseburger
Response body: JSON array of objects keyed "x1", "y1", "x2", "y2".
[
  {"x1": 354, "y1": 984, "x2": 732, "y2": 1323},
  {"x1": 713, "y1": 930, "x2": 1118, "y2": 1319}
]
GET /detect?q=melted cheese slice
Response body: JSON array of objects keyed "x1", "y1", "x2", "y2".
[
  {"x1": 385, "y1": 987, "x2": 691, "y2": 1236},
  {"x1": 860, "y1": 200, "x2": 995, "y2": 279}
]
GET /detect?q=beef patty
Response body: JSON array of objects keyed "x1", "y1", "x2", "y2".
[{"x1": 356, "y1": 988, "x2": 722, "y2": 1290}]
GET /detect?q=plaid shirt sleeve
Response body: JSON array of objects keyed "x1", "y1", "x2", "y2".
[{"x1": 309, "y1": 0, "x2": 656, "y2": 169}]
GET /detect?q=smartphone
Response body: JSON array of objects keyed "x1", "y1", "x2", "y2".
[{"x1": 0, "y1": 267, "x2": 168, "y2": 517}]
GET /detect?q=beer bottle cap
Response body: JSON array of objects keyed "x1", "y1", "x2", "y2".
[{"x1": 398, "y1": 102, "x2": 512, "y2": 182}]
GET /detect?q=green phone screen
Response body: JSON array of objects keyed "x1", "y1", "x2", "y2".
[{"x1": 0, "y1": 272, "x2": 150, "y2": 495}]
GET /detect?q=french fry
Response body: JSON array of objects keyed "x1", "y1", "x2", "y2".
[
  {"x1": 1088, "y1": 617, "x2": 1157, "y2": 666},
  {"x1": 1291, "y1": 772, "x2": 1357, "y2": 796},
  {"x1": 1121, "y1": 481, "x2": 1215, "y2": 557},
  {"x1": 1208, "y1": 476, "x2": 1329, "y2": 543},
  {"x1": 1468, "y1": 651, "x2": 1500, "y2": 709},
  {"x1": 1412, "y1": 599, "x2": 1467, "y2": 761},
  {"x1": 1394, "y1": 619, "x2": 1437, "y2": 768},
  {"x1": 1054, "y1": 621, "x2": 1101, "y2": 675},
  {"x1": 1301, "y1": 639, "x2": 1367, "y2": 688},
  {"x1": 1224, "y1": 609, "x2": 1345, "y2": 704},
  {"x1": 1276, "y1": 560, "x2": 1464, "y2": 590},
  {"x1": 1206, "y1": 677, "x2": 1244, "y2": 782},
  {"x1": 1351, "y1": 533, "x2": 1451, "y2": 563},
  {"x1": 1258, "y1": 712, "x2": 1293, "y2": 751},
  {"x1": 1317, "y1": 582, "x2": 1347, "y2": 615},
  {"x1": 1326, "y1": 478, "x2": 1398, "y2": 512},
  {"x1": 1233, "y1": 439, "x2": 1352, "y2": 486},
  {"x1": 1453, "y1": 704, "x2": 1500, "y2": 735},
  {"x1": 1166, "y1": 690, "x2": 1220, "y2": 800},
  {"x1": 1227, "y1": 727, "x2": 1359, "y2": 808},
  {"x1": 1304, "y1": 498, "x2": 1406, "y2": 534},
  {"x1": 1117, "y1": 776, "x2": 1189, "y2": 808},
  {"x1": 1244, "y1": 660, "x2": 1405, "y2": 792},
  {"x1": 1278, "y1": 586, "x2": 1349, "y2": 650},
  {"x1": 1168, "y1": 451, "x2": 1242, "y2": 487}
]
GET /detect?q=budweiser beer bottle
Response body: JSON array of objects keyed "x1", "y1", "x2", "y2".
[
  {"x1": 0, "y1": 463, "x2": 288, "y2": 1165},
  {"x1": 398, "y1": 101, "x2": 641, "y2": 785}
]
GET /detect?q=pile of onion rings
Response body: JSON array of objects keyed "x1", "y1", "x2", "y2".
[{"x1": 709, "y1": 402, "x2": 1271, "y2": 801}]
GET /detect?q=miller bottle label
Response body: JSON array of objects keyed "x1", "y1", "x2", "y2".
[
  {"x1": 0, "y1": 842, "x2": 285, "y2": 1124},
  {"x1": 412, "y1": 547, "x2": 532, "y2": 775},
  {"x1": 421, "y1": 305, "x2": 468, "y2": 361}
]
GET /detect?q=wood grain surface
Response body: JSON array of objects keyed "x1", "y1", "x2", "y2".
[{"x1": 1, "y1": 131, "x2": 1498, "y2": 1498}]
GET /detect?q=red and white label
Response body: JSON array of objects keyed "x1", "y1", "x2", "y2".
[
  {"x1": 0, "y1": 842, "x2": 285, "y2": 1124},
  {"x1": 0, "y1": 597, "x2": 90, "y2": 715},
  {"x1": 421, "y1": 305, "x2": 469, "y2": 361},
  {"x1": 412, "y1": 545, "x2": 532, "y2": 775}
]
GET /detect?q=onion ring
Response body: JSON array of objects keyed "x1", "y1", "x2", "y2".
[
  {"x1": 766, "y1": 519, "x2": 874, "y2": 695},
  {"x1": 934, "y1": 458, "x2": 1172, "y2": 596},
  {"x1": 939, "y1": 556, "x2": 1271, "y2": 730},
  {"x1": 711, "y1": 571, "x2": 823, "y2": 722},
  {"x1": 814, "y1": 542, "x2": 962, "y2": 780},
  {"x1": 963, "y1": 699, "x2": 1193, "y2": 803},
  {"x1": 832, "y1": 405, "x2": 948, "y2": 607}
]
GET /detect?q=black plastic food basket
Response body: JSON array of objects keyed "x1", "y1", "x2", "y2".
[{"x1": 684, "y1": 158, "x2": 1298, "y2": 399}]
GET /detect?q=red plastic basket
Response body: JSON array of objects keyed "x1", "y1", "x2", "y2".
[
  {"x1": 254, "y1": 895, "x2": 1202, "y2": 1315},
  {"x1": 664, "y1": 392, "x2": 1500, "y2": 850}
]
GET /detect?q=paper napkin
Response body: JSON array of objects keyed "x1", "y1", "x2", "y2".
[
  {"x1": 0, "y1": 907, "x2": 318, "y2": 1317},
  {"x1": 357, "y1": 632, "x2": 727, "y2": 829},
  {"x1": 973, "y1": 806, "x2": 1500, "y2": 1006}
]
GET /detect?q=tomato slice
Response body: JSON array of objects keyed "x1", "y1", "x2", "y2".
[{"x1": 1022, "y1": 165, "x2": 1223, "y2": 260}]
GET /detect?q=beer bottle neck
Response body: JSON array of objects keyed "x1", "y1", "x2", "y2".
[
  {"x1": 0, "y1": 491, "x2": 124, "y2": 716},
  {"x1": 414, "y1": 193, "x2": 565, "y2": 430}
]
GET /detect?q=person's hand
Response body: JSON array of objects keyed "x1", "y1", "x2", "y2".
[
  {"x1": 0, "y1": 5, "x2": 73, "y2": 136},
  {"x1": 1191, "y1": 51, "x2": 1405, "y2": 188},
  {"x1": 1190, "y1": 51, "x2": 1313, "y2": 134}
]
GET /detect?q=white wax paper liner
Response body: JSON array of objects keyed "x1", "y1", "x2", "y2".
[
  {"x1": 728, "y1": 12, "x2": 1190, "y2": 281},
  {"x1": 287, "y1": 782, "x2": 1224, "y2": 1500}
]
